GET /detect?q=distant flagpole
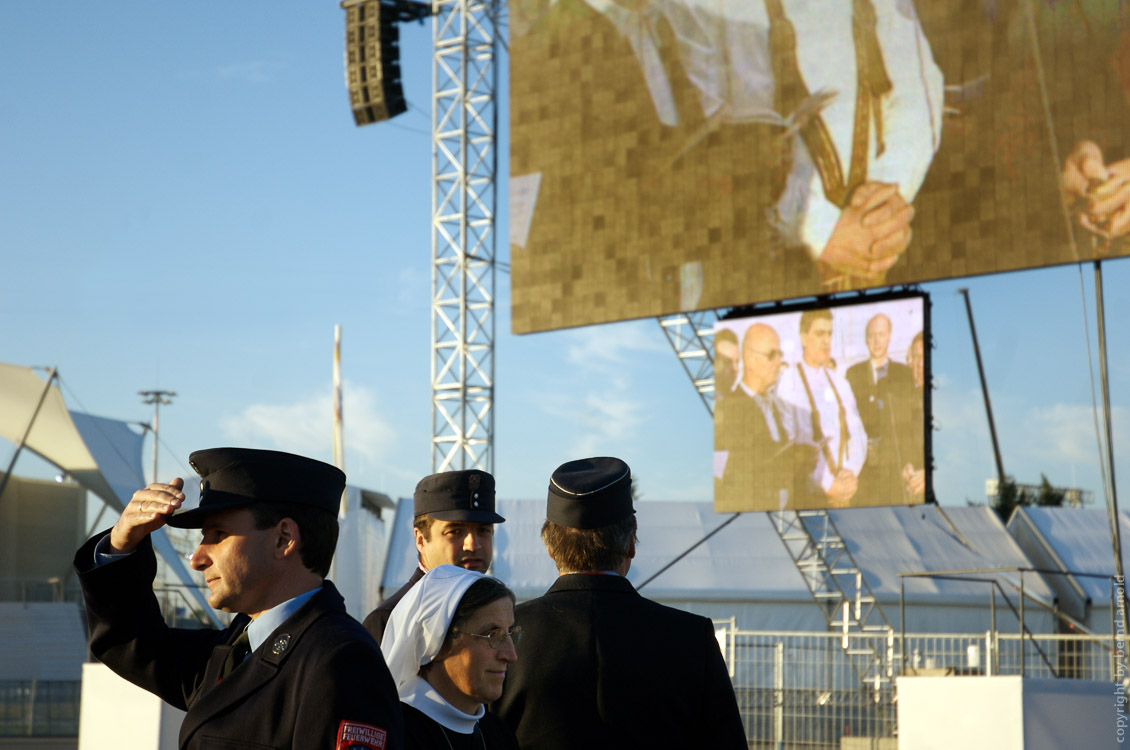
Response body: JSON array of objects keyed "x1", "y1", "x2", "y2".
[{"x1": 333, "y1": 324, "x2": 346, "y2": 521}]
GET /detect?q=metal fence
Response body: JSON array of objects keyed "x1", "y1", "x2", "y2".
[
  {"x1": 0, "y1": 631, "x2": 1117, "y2": 743},
  {"x1": 723, "y1": 629, "x2": 1119, "y2": 749},
  {"x1": 0, "y1": 682, "x2": 80, "y2": 737}
]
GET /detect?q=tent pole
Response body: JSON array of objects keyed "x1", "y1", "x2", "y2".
[{"x1": 0, "y1": 367, "x2": 58, "y2": 505}]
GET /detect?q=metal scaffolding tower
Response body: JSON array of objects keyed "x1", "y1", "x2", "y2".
[{"x1": 430, "y1": 0, "x2": 499, "y2": 472}]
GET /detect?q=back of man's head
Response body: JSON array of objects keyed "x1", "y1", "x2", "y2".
[
  {"x1": 542, "y1": 457, "x2": 637, "y2": 573},
  {"x1": 541, "y1": 516, "x2": 638, "y2": 574}
]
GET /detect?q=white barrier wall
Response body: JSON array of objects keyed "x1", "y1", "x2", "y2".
[
  {"x1": 898, "y1": 676, "x2": 1120, "y2": 750},
  {"x1": 78, "y1": 663, "x2": 183, "y2": 750}
]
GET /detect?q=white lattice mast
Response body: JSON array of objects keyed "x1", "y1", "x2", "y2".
[{"x1": 431, "y1": 0, "x2": 498, "y2": 472}]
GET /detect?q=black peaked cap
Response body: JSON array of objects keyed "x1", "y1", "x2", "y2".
[
  {"x1": 547, "y1": 456, "x2": 634, "y2": 529},
  {"x1": 167, "y1": 447, "x2": 345, "y2": 529},
  {"x1": 413, "y1": 469, "x2": 504, "y2": 523}
]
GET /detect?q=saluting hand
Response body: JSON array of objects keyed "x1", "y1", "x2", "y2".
[{"x1": 108, "y1": 477, "x2": 185, "y2": 554}]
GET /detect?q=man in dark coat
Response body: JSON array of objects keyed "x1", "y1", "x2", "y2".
[
  {"x1": 362, "y1": 469, "x2": 505, "y2": 642},
  {"x1": 715, "y1": 322, "x2": 820, "y2": 511},
  {"x1": 493, "y1": 457, "x2": 747, "y2": 750},
  {"x1": 73, "y1": 447, "x2": 403, "y2": 750},
  {"x1": 845, "y1": 313, "x2": 917, "y2": 503}
]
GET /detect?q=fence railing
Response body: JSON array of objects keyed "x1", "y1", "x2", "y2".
[
  {"x1": 1, "y1": 631, "x2": 1117, "y2": 743},
  {"x1": 721, "y1": 629, "x2": 1118, "y2": 749},
  {"x1": 0, "y1": 681, "x2": 81, "y2": 737}
]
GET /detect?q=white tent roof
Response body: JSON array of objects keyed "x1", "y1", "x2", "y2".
[
  {"x1": 0, "y1": 363, "x2": 219, "y2": 627},
  {"x1": 1007, "y1": 506, "x2": 1127, "y2": 621},
  {"x1": 381, "y1": 499, "x2": 1057, "y2": 633}
]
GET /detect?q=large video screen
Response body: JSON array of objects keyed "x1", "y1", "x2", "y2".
[
  {"x1": 713, "y1": 294, "x2": 928, "y2": 512},
  {"x1": 509, "y1": 1, "x2": 1130, "y2": 334}
]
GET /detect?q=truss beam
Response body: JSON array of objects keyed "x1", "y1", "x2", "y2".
[{"x1": 431, "y1": 0, "x2": 498, "y2": 472}]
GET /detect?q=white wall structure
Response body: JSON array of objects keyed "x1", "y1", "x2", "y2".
[
  {"x1": 78, "y1": 663, "x2": 183, "y2": 750},
  {"x1": 897, "y1": 676, "x2": 1119, "y2": 749},
  {"x1": 332, "y1": 485, "x2": 396, "y2": 621}
]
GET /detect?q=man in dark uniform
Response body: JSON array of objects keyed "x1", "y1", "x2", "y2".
[
  {"x1": 362, "y1": 469, "x2": 504, "y2": 642},
  {"x1": 494, "y1": 456, "x2": 747, "y2": 750},
  {"x1": 73, "y1": 447, "x2": 403, "y2": 750}
]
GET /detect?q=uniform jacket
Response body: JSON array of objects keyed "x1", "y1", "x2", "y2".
[
  {"x1": 402, "y1": 704, "x2": 519, "y2": 750},
  {"x1": 74, "y1": 533, "x2": 404, "y2": 750},
  {"x1": 493, "y1": 573, "x2": 747, "y2": 750},
  {"x1": 362, "y1": 566, "x2": 425, "y2": 644}
]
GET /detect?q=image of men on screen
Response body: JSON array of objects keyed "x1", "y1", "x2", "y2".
[
  {"x1": 713, "y1": 328, "x2": 741, "y2": 406},
  {"x1": 846, "y1": 313, "x2": 916, "y2": 501},
  {"x1": 713, "y1": 300, "x2": 926, "y2": 512},
  {"x1": 509, "y1": 0, "x2": 1130, "y2": 336},
  {"x1": 594, "y1": 0, "x2": 943, "y2": 288},
  {"x1": 776, "y1": 309, "x2": 868, "y2": 507},
  {"x1": 901, "y1": 331, "x2": 927, "y2": 499},
  {"x1": 715, "y1": 324, "x2": 819, "y2": 510}
]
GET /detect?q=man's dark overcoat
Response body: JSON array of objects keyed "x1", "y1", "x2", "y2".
[
  {"x1": 493, "y1": 573, "x2": 747, "y2": 750},
  {"x1": 845, "y1": 359, "x2": 919, "y2": 502},
  {"x1": 74, "y1": 533, "x2": 404, "y2": 750},
  {"x1": 362, "y1": 566, "x2": 425, "y2": 644}
]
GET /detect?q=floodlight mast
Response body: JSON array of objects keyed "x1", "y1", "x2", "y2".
[
  {"x1": 138, "y1": 389, "x2": 176, "y2": 483},
  {"x1": 430, "y1": 0, "x2": 499, "y2": 473}
]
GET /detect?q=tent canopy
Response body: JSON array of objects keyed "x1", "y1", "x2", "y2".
[
  {"x1": 382, "y1": 499, "x2": 1058, "y2": 633},
  {"x1": 1008, "y1": 506, "x2": 1126, "y2": 630},
  {"x1": 0, "y1": 363, "x2": 219, "y2": 628}
]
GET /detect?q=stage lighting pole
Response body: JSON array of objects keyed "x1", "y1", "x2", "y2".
[{"x1": 139, "y1": 390, "x2": 176, "y2": 483}]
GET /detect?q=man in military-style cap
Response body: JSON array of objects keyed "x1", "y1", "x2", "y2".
[
  {"x1": 493, "y1": 457, "x2": 747, "y2": 750},
  {"x1": 362, "y1": 469, "x2": 505, "y2": 642},
  {"x1": 73, "y1": 447, "x2": 404, "y2": 750}
]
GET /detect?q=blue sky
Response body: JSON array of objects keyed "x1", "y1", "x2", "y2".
[{"x1": 2, "y1": 2, "x2": 1127, "y2": 514}]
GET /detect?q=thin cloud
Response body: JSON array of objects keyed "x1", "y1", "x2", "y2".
[
  {"x1": 563, "y1": 321, "x2": 669, "y2": 369},
  {"x1": 1025, "y1": 402, "x2": 1126, "y2": 466},
  {"x1": 540, "y1": 386, "x2": 645, "y2": 459},
  {"x1": 215, "y1": 61, "x2": 282, "y2": 83},
  {"x1": 219, "y1": 382, "x2": 396, "y2": 471}
]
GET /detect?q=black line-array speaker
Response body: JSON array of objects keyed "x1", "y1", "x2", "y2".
[{"x1": 342, "y1": 0, "x2": 406, "y2": 126}]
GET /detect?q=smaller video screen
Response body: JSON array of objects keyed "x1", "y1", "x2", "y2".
[{"x1": 713, "y1": 292, "x2": 929, "y2": 512}]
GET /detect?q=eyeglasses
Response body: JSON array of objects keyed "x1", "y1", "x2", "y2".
[
  {"x1": 749, "y1": 349, "x2": 783, "y2": 361},
  {"x1": 461, "y1": 625, "x2": 523, "y2": 649}
]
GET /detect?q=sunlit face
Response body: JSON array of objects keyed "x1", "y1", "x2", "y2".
[
  {"x1": 430, "y1": 597, "x2": 518, "y2": 713},
  {"x1": 801, "y1": 318, "x2": 833, "y2": 367},
  {"x1": 416, "y1": 519, "x2": 495, "y2": 571},
  {"x1": 909, "y1": 339, "x2": 925, "y2": 388},
  {"x1": 865, "y1": 315, "x2": 891, "y2": 363},
  {"x1": 741, "y1": 325, "x2": 783, "y2": 396},
  {"x1": 190, "y1": 507, "x2": 279, "y2": 617}
]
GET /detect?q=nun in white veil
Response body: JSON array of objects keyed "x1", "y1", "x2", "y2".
[{"x1": 381, "y1": 565, "x2": 521, "y2": 750}]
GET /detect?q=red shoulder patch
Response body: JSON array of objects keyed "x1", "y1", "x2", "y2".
[{"x1": 337, "y1": 720, "x2": 388, "y2": 749}]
